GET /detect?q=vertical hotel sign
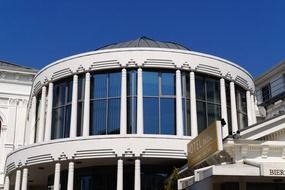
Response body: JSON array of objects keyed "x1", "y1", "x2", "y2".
[{"x1": 187, "y1": 121, "x2": 223, "y2": 168}]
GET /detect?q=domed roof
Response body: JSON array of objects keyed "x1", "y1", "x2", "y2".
[{"x1": 97, "y1": 36, "x2": 190, "y2": 51}]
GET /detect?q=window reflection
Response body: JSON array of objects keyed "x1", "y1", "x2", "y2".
[
  {"x1": 182, "y1": 72, "x2": 191, "y2": 136},
  {"x1": 143, "y1": 71, "x2": 176, "y2": 135},
  {"x1": 51, "y1": 78, "x2": 73, "y2": 139},
  {"x1": 90, "y1": 72, "x2": 121, "y2": 135},
  {"x1": 195, "y1": 75, "x2": 221, "y2": 133},
  {"x1": 236, "y1": 86, "x2": 248, "y2": 130},
  {"x1": 127, "y1": 70, "x2": 137, "y2": 134}
]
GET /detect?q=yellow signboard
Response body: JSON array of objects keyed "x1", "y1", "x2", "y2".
[{"x1": 187, "y1": 121, "x2": 223, "y2": 168}]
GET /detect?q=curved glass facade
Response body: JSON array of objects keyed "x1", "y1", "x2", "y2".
[{"x1": 36, "y1": 68, "x2": 251, "y2": 140}]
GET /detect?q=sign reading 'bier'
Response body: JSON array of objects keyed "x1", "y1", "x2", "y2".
[{"x1": 187, "y1": 121, "x2": 223, "y2": 168}]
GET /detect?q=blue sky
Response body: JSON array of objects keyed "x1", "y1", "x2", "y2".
[{"x1": 0, "y1": 0, "x2": 284, "y2": 77}]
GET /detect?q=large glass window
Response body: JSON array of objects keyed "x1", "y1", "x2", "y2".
[
  {"x1": 77, "y1": 76, "x2": 85, "y2": 136},
  {"x1": 51, "y1": 79, "x2": 73, "y2": 139},
  {"x1": 127, "y1": 70, "x2": 137, "y2": 134},
  {"x1": 182, "y1": 72, "x2": 191, "y2": 136},
  {"x1": 90, "y1": 72, "x2": 121, "y2": 135},
  {"x1": 236, "y1": 85, "x2": 248, "y2": 130},
  {"x1": 226, "y1": 81, "x2": 232, "y2": 134},
  {"x1": 143, "y1": 71, "x2": 176, "y2": 135},
  {"x1": 195, "y1": 75, "x2": 221, "y2": 133},
  {"x1": 35, "y1": 92, "x2": 42, "y2": 142}
]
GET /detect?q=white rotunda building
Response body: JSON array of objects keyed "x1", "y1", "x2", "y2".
[{"x1": 2, "y1": 37, "x2": 258, "y2": 190}]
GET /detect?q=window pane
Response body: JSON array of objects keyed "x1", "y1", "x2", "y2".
[
  {"x1": 67, "y1": 80, "x2": 73, "y2": 103},
  {"x1": 143, "y1": 98, "x2": 159, "y2": 134},
  {"x1": 109, "y1": 72, "x2": 121, "y2": 97},
  {"x1": 206, "y1": 78, "x2": 220, "y2": 103},
  {"x1": 127, "y1": 97, "x2": 137, "y2": 134},
  {"x1": 51, "y1": 107, "x2": 64, "y2": 139},
  {"x1": 143, "y1": 71, "x2": 159, "y2": 96},
  {"x1": 195, "y1": 76, "x2": 205, "y2": 100},
  {"x1": 92, "y1": 74, "x2": 107, "y2": 99},
  {"x1": 161, "y1": 72, "x2": 175, "y2": 96},
  {"x1": 90, "y1": 100, "x2": 106, "y2": 135},
  {"x1": 78, "y1": 76, "x2": 85, "y2": 100},
  {"x1": 77, "y1": 102, "x2": 83, "y2": 136},
  {"x1": 183, "y1": 99, "x2": 191, "y2": 136},
  {"x1": 207, "y1": 103, "x2": 221, "y2": 126},
  {"x1": 197, "y1": 101, "x2": 206, "y2": 133},
  {"x1": 64, "y1": 105, "x2": 72, "y2": 138},
  {"x1": 127, "y1": 70, "x2": 137, "y2": 96},
  {"x1": 160, "y1": 98, "x2": 176, "y2": 135},
  {"x1": 107, "y1": 98, "x2": 120, "y2": 134}
]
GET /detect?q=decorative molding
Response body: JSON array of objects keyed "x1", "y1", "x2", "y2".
[
  {"x1": 51, "y1": 68, "x2": 73, "y2": 81},
  {"x1": 89, "y1": 60, "x2": 120, "y2": 70},
  {"x1": 195, "y1": 64, "x2": 221, "y2": 76},
  {"x1": 74, "y1": 149, "x2": 116, "y2": 159},
  {"x1": 235, "y1": 75, "x2": 249, "y2": 90},
  {"x1": 143, "y1": 58, "x2": 175, "y2": 68}
]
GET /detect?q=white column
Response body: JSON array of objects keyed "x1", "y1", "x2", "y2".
[
  {"x1": 137, "y1": 68, "x2": 143, "y2": 135},
  {"x1": 190, "y1": 72, "x2": 198, "y2": 137},
  {"x1": 116, "y1": 159, "x2": 123, "y2": 190},
  {"x1": 4, "y1": 176, "x2": 9, "y2": 190},
  {"x1": 70, "y1": 75, "x2": 78, "y2": 138},
  {"x1": 246, "y1": 91, "x2": 253, "y2": 126},
  {"x1": 120, "y1": 69, "x2": 127, "y2": 135},
  {"x1": 67, "y1": 162, "x2": 74, "y2": 190},
  {"x1": 29, "y1": 96, "x2": 37, "y2": 144},
  {"x1": 45, "y1": 83, "x2": 53, "y2": 141},
  {"x1": 21, "y1": 168, "x2": 28, "y2": 190},
  {"x1": 53, "y1": 163, "x2": 61, "y2": 190},
  {"x1": 176, "y1": 70, "x2": 183, "y2": 136},
  {"x1": 37, "y1": 86, "x2": 46, "y2": 143},
  {"x1": 230, "y1": 82, "x2": 238, "y2": 134},
  {"x1": 251, "y1": 94, "x2": 257, "y2": 124},
  {"x1": 134, "y1": 159, "x2": 141, "y2": 190},
  {"x1": 220, "y1": 78, "x2": 229, "y2": 138},
  {"x1": 14, "y1": 170, "x2": 21, "y2": 190},
  {"x1": 83, "y1": 73, "x2": 90, "y2": 137}
]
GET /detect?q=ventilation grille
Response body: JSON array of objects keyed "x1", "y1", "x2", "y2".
[{"x1": 6, "y1": 162, "x2": 16, "y2": 174}]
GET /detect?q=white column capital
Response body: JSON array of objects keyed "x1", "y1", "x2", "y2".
[
  {"x1": 137, "y1": 68, "x2": 143, "y2": 135},
  {"x1": 67, "y1": 162, "x2": 74, "y2": 190},
  {"x1": 176, "y1": 70, "x2": 183, "y2": 136},
  {"x1": 190, "y1": 71, "x2": 198, "y2": 137},
  {"x1": 45, "y1": 82, "x2": 54, "y2": 141},
  {"x1": 116, "y1": 159, "x2": 123, "y2": 190},
  {"x1": 83, "y1": 72, "x2": 91, "y2": 137},
  {"x1": 134, "y1": 159, "x2": 141, "y2": 190},
  {"x1": 120, "y1": 68, "x2": 127, "y2": 135},
  {"x1": 70, "y1": 75, "x2": 78, "y2": 138}
]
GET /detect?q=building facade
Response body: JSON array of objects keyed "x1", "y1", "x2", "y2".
[
  {"x1": 178, "y1": 61, "x2": 285, "y2": 190},
  {"x1": 0, "y1": 61, "x2": 37, "y2": 189},
  {"x1": 1, "y1": 37, "x2": 259, "y2": 190}
]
